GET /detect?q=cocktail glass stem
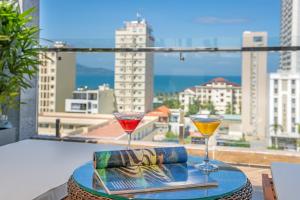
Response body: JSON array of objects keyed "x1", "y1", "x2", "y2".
[
  {"x1": 127, "y1": 133, "x2": 132, "y2": 150},
  {"x1": 204, "y1": 137, "x2": 209, "y2": 163}
]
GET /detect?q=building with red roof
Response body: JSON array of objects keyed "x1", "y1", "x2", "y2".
[
  {"x1": 179, "y1": 77, "x2": 241, "y2": 114},
  {"x1": 146, "y1": 105, "x2": 170, "y2": 122}
]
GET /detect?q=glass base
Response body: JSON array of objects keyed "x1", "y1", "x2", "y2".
[{"x1": 194, "y1": 162, "x2": 218, "y2": 173}]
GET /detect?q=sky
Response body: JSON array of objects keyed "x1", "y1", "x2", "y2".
[{"x1": 40, "y1": 0, "x2": 281, "y2": 75}]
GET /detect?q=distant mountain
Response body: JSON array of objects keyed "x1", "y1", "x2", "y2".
[{"x1": 77, "y1": 64, "x2": 114, "y2": 75}]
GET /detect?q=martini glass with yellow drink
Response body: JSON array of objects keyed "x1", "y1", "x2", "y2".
[{"x1": 191, "y1": 115, "x2": 222, "y2": 172}]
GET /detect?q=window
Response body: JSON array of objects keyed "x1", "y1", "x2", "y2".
[
  {"x1": 291, "y1": 89, "x2": 295, "y2": 94},
  {"x1": 71, "y1": 103, "x2": 86, "y2": 110},
  {"x1": 253, "y1": 36, "x2": 263, "y2": 42},
  {"x1": 39, "y1": 123, "x2": 49, "y2": 128}
]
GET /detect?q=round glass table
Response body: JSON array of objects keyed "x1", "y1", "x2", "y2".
[{"x1": 68, "y1": 156, "x2": 252, "y2": 200}]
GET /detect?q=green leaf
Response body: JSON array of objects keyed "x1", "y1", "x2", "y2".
[{"x1": 0, "y1": 3, "x2": 39, "y2": 110}]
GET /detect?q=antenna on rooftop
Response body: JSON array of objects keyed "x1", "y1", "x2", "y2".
[{"x1": 136, "y1": 12, "x2": 142, "y2": 22}]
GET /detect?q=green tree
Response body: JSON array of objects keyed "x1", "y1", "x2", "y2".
[
  {"x1": 269, "y1": 123, "x2": 283, "y2": 149},
  {"x1": 225, "y1": 102, "x2": 232, "y2": 114},
  {"x1": 165, "y1": 131, "x2": 177, "y2": 139},
  {"x1": 200, "y1": 101, "x2": 216, "y2": 114},
  {"x1": 0, "y1": 2, "x2": 40, "y2": 116},
  {"x1": 162, "y1": 93, "x2": 168, "y2": 101},
  {"x1": 225, "y1": 102, "x2": 236, "y2": 114},
  {"x1": 186, "y1": 100, "x2": 200, "y2": 116},
  {"x1": 163, "y1": 99, "x2": 181, "y2": 109}
]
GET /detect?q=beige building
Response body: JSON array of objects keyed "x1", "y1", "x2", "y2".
[
  {"x1": 179, "y1": 78, "x2": 241, "y2": 115},
  {"x1": 241, "y1": 31, "x2": 268, "y2": 140},
  {"x1": 114, "y1": 18, "x2": 154, "y2": 113},
  {"x1": 38, "y1": 42, "x2": 76, "y2": 113},
  {"x1": 65, "y1": 84, "x2": 116, "y2": 114}
]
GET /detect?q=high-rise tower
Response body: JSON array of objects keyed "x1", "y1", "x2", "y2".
[
  {"x1": 38, "y1": 42, "x2": 76, "y2": 113},
  {"x1": 242, "y1": 31, "x2": 268, "y2": 140},
  {"x1": 114, "y1": 19, "x2": 154, "y2": 113}
]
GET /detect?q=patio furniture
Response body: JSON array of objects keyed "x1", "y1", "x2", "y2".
[
  {"x1": 262, "y1": 174, "x2": 276, "y2": 200},
  {"x1": 270, "y1": 162, "x2": 300, "y2": 200},
  {"x1": 67, "y1": 157, "x2": 253, "y2": 200},
  {"x1": 0, "y1": 139, "x2": 121, "y2": 200}
]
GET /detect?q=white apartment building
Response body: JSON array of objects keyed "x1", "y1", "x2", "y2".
[
  {"x1": 114, "y1": 18, "x2": 154, "y2": 113},
  {"x1": 179, "y1": 78, "x2": 241, "y2": 115},
  {"x1": 38, "y1": 42, "x2": 76, "y2": 113},
  {"x1": 269, "y1": 0, "x2": 300, "y2": 150},
  {"x1": 179, "y1": 87, "x2": 197, "y2": 112},
  {"x1": 241, "y1": 31, "x2": 268, "y2": 140},
  {"x1": 65, "y1": 84, "x2": 116, "y2": 114}
]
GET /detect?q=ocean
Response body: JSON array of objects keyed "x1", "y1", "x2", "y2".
[{"x1": 76, "y1": 75, "x2": 241, "y2": 94}]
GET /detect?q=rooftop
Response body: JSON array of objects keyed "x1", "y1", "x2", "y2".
[
  {"x1": 201, "y1": 77, "x2": 241, "y2": 87},
  {"x1": 147, "y1": 105, "x2": 171, "y2": 117}
]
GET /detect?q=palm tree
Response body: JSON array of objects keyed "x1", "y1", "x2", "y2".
[
  {"x1": 269, "y1": 123, "x2": 283, "y2": 149},
  {"x1": 225, "y1": 102, "x2": 233, "y2": 114}
]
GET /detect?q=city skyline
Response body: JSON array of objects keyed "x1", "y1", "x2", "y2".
[{"x1": 40, "y1": 0, "x2": 281, "y2": 75}]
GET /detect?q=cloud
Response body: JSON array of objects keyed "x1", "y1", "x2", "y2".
[{"x1": 194, "y1": 16, "x2": 249, "y2": 24}]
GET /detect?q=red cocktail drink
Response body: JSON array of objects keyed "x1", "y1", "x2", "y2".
[
  {"x1": 114, "y1": 112, "x2": 144, "y2": 149},
  {"x1": 117, "y1": 117, "x2": 142, "y2": 133}
]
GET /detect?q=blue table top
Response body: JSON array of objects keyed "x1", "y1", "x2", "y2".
[{"x1": 72, "y1": 156, "x2": 248, "y2": 200}]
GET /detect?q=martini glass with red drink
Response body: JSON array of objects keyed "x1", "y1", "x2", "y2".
[{"x1": 114, "y1": 112, "x2": 144, "y2": 149}]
